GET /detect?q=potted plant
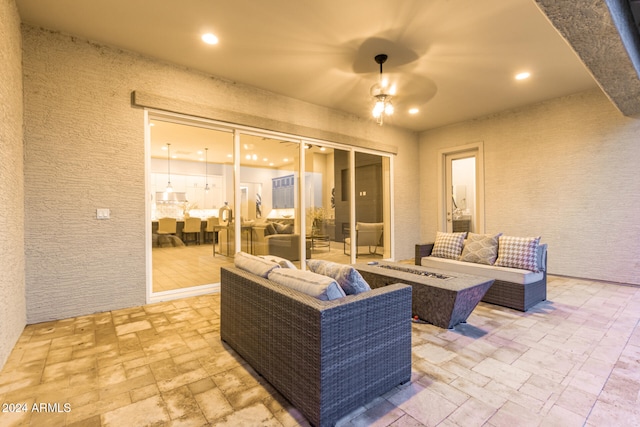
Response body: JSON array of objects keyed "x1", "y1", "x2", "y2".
[{"x1": 309, "y1": 207, "x2": 327, "y2": 236}]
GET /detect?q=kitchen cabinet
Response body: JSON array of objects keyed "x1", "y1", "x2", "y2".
[{"x1": 272, "y1": 174, "x2": 295, "y2": 208}]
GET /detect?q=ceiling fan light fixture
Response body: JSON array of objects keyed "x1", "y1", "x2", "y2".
[
  {"x1": 370, "y1": 54, "x2": 394, "y2": 125},
  {"x1": 384, "y1": 101, "x2": 394, "y2": 115},
  {"x1": 372, "y1": 100, "x2": 384, "y2": 118}
]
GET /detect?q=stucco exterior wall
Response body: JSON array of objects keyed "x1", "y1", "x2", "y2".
[
  {"x1": 0, "y1": 0, "x2": 26, "y2": 369},
  {"x1": 419, "y1": 89, "x2": 640, "y2": 285},
  {"x1": 22, "y1": 26, "x2": 419, "y2": 323}
]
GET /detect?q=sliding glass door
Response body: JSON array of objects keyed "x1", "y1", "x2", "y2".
[
  {"x1": 148, "y1": 116, "x2": 234, "y2": 294},
  {"x1": 238, "y1": 134, "x2": 301, "y2": 265},
  {"x1": 146, "y1": 111, "x2": 394, "y2": 301},
  {"x1": 348, "y1": 152, "x2": 391, "y2": 260}
]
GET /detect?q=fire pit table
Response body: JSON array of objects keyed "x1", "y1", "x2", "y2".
[{"x1": 355, "y1": 261, "x2": 494, "y2": 329}]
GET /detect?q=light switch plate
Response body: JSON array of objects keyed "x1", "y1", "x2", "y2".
[{"x1": 96, "y1": 209, "x2": 110, "y2": 220}]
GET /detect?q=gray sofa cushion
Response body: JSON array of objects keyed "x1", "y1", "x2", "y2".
[
  {"x1": 261, "y1": 255, "x2": 297, "y2": 269},
  {"x1": 421, "y1": 244, "x2": 547, "y2": 285},
  {"x1": 268, "y1": 269, "x2": 346, "y2": 300},
  {"x1": 234, "y1": 251, "x2": 280, "y2": 278},
  {"x1": 306, "y1": 259, "x2": 371, "y2": 295},
  {"x1": 421, "y1": 256, "x2": 544, "y2": 285}
]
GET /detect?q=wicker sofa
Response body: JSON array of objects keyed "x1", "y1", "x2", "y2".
[
  {"x1": 415, "y1": 240, "x2": 547, "y2": 311},
  {"x1": 220, "y1": 266, "x2": 412, "y2": 427}
]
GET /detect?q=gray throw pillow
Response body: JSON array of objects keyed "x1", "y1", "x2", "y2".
[
  {"x1": 460, "y1": 233, "x2": 501, "y2": 265},
  {"x1": 274, "y1": 222, "x2": 293, "y2": 234},
  {"x1": 306, "y1": 259, "x2": 371, "y2": 295},
  {"x1": 265, "y1": 223, "x2": 276, "y2": 236}
]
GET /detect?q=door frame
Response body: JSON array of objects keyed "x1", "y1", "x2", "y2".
[{"x1": 437, "y1": 141, "x2": 485, "y2": 234}]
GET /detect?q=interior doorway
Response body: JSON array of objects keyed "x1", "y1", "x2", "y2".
[{"x1": 438, "y1": 142, "x2": 485, "y2": 234}]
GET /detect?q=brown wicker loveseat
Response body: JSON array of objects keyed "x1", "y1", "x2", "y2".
[{"x1": 220, "y1": 266, "x2": 412, "y2": 427}]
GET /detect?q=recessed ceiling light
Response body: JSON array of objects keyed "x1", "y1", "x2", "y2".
[
  {"x1": 515, "y1": 72, "x2": 531, "y2": 80},
  {"x1": 320, "y1": 147, "x2": 326, "y2": 152},
  {"x1": 409, "y1": 108, "x2": 419, "y2": 115},
  {"x1": 202, "y1": 33, "x2": 219, "y2": 45}
]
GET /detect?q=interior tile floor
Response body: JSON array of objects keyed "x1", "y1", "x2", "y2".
[
  {"x1": 152, "y1": 241, "x2": 382, "y2": 292},
  {"x1": 1, "y1": 275, "x2": 639, "y2": 426}
]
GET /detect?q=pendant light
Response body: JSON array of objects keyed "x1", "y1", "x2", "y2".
[
  {"x1": 204, "y1": 147, "x2": 210, "y2": 192},
  {"x1": 370, "y1": 54, "x2": 395, "y2": 126},
  {"x1": 165, "y1": 143, "x2": 173, "y2": 193}
]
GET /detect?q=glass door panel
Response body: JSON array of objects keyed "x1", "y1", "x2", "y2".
[
  {"x1": 350, "y1": 152, "x2": 389, "y2": 260},
  {"x1": 445, "y1": 153, "x2": 476, "y2": 233},
  {"x1": 303, "y1": 145, "x2": 346, "y2": 262},
  {"x1": 149, "y1": 118, "x2": 234, "y2": 293},
  {"x1": 239, "y1": 134, "x2": 301, "y2": 265}
]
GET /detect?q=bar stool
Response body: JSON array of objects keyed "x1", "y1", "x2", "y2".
[
  {"x1": 182, "y1": 217, "x2": 202, "y2": 245},
  {"x1": 156, "y1": 217, "x2": 177, "y2": 247},
  {"x1": 205, "y1": 217, "x2": 219, "y2": 244}
]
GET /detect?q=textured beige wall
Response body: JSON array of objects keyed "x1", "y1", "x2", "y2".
[
  {"x1": 22, "y1": 26, "x2": 419, "y2": 323},
  {"x1": 419, "y1": 89, "x2": 640, "y2": 284},
  {"x1": 0, "y1": 0, "x2": 26, "y2": 369}
]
